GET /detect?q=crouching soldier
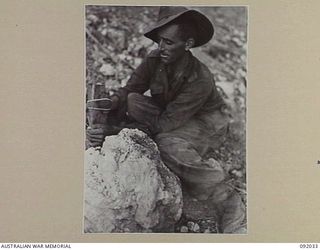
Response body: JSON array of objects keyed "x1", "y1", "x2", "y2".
[{"x1": 87, "y1": 6, "x2": 246, "y2": 233}]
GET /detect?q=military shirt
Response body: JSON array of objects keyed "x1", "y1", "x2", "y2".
[{"x1": 113, "y1": 49, "x2": 225, "y2": 134}]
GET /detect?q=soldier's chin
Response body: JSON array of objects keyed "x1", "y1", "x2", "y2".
[{"x1": 160, "y1": 56, "x2": 170, "y2": 64}]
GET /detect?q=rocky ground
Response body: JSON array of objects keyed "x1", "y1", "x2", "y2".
[{"x1": 86, "y1": 6, "x2": 247, "y2": 233}]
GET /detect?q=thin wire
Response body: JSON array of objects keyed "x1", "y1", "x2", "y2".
[
  {"x1": 87, "y1": 97, "x2": 112, "y2": 103},
  {"x1": 87, "y1": 107, "x2": 111, "y2": 111}
]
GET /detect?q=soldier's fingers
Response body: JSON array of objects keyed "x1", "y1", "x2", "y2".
[
  {"x1": 90, "y1": 141, "x2": 103, "y2": 148},
  {"x1": 87, "y1": 135, "x2": 104, "y2": 142},
  {"x1": 87, "y1": 132, "x2": 105, "y2": 139},
  {"x1": 86, "y1": 128, "x2": 104, "y2": 135},
  {"x1": 90, "y1": 124, "x2": 105, "y2": 129}
]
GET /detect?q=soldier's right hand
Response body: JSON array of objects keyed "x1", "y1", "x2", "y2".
[
  {"x1": 110, "y1": 95, "x2": 120, "y2": 110},
  {"x1": 86, "y1": 124, "x2": 109, "y2": 148}
]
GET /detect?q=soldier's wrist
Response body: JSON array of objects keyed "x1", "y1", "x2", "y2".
[{"x1": 110, "y1": 95, "x2": 120, "y2": 110}]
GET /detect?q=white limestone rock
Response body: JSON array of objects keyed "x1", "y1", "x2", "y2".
[{"x1": 84, "y1": 128, "x2": 183, "y2": 233}]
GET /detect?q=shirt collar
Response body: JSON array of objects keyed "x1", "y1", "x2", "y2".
[
  {"x1": 149, "y1": 49, "x2": 194, "y2": 81},
  {"x1": 167, "y1": 51, "x2": 190, "y2": 77}
]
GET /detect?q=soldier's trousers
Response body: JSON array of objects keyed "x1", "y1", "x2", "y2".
[{"x1": 127, "y1": 93, "x2": 245, "y2": 233}]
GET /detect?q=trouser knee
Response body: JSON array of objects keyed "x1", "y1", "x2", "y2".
[
  {"x1": 127, "y1": 92, "x2": 142, "y2": 104},
  {"x1": 127, "y1": 93, "x2": 143, "y2": 118},
  {"x1": 154, "y1": 134, "x2": 184, "y2": 163},
  {"x1": 127, "y1": 93, "x2": 161, "y2": 125}
]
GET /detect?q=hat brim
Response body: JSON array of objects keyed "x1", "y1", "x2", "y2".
[{"x1": 144, "y1": 9, "x2": 214, "y2": 47}]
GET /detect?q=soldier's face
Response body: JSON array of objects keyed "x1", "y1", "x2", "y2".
[{"x1": 157, "y1": 24, "x2": 187, "y2": 65}]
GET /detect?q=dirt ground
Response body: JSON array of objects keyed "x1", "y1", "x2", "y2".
[{"x1": 86, "y1": 6, "x2": 247, "y2": 233}]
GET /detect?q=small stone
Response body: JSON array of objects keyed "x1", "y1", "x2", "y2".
[
  {"x1": 100, "y1": 28, "x2": 107, "y2": 36},
  {"x1": 87, "y1": 14, "x2": 99, "y2": 24},
  {"x1": 134, "y1": 58, "x2": 142, "y2": 67},
  {"x1": 121, "y1": 79, "x2": 127, "y2": 87},
  {"x1": 193, "y1": 223, "x2": 200, "y2": 232},
  {"x1": 216, "y1": 74, "x2": 227, "y2": 82},
  {"x1": 231, "y1": 169, "x2": 243, "y2": 178},
  {"x1": 99, "y1": 64, "x2": 115, "y2": 76},
  {"x1": 231, "y1": 37, "x2": 243, "y2": 47},
  {"x1": 118, "y1": 54, "x2": 126, "y2": 61},
  {"x1": 126, "y1": 55, "x2": 132, "y2": 61},
  {"x1": 236, "y1": 68, "x2": 247, "y2": 79},
  {"x1": 108, "y1": 28, "x2": 127, "y2": 50},
  {"x1": 180, "y1": 226, "x2": 188, "y2": 233},
  {"x1": 187, "y1": 221, "x2": 195, "y2": 230},
  {"x1": 204, "y1": 229, "x2": 211, "y2": 233},
  {"x1": 207, "y1": 158, "x2": 222, "y2": 170}
]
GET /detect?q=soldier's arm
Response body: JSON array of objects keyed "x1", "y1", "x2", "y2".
[
  {"x1": 110, "y1": 52, "x2": 156, "y2": 110},
  {"x1": 151, "y1": 78, "x2": 213, "y2": 134}
]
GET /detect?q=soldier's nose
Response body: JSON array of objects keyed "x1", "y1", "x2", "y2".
[{"x1": 159, "y1": 39, "x2": 165, "y2": 51}]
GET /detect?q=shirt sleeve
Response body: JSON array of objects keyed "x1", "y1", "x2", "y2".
[
  {"x1": 151, "y1": 78, "x2": 213, "y2": 134},
  {"x1": 112, "y1": 54, "x2": 154, "y2": 107}
]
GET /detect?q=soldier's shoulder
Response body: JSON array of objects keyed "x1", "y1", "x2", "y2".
[{"x1": 188, "y1": 54, "x2": 214, "y2": 83}]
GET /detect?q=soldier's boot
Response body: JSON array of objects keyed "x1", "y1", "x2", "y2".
[
  {"x1": 206, "y1": 182, "x2": 246, "y2": 234},
  {"x1": 216, "y1": 190, "x2": 246, "y2": 234}
]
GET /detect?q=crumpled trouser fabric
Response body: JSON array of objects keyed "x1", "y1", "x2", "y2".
[
  {"x1": 127, "y1": 92, "x2": 245, "y2": 233},
  {"x1": 127, "y1": 92, "x2": 228, "y2": 195}
]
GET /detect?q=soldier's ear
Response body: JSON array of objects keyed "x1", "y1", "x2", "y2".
[{"x1": 185, "y1": 38, "x2": 195, "y2": 51}]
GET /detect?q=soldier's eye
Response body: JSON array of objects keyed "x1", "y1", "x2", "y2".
[{"x1": 165, "y1": 39, "x2": 173, "y2": 45}]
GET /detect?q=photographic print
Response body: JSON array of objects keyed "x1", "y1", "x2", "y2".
[
  {"x1": 84, "y1": 5, "x2": 247, "y2": 234},
  {"x1": 2, "y1": 0, "x2": 320, "y2": 244}
]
